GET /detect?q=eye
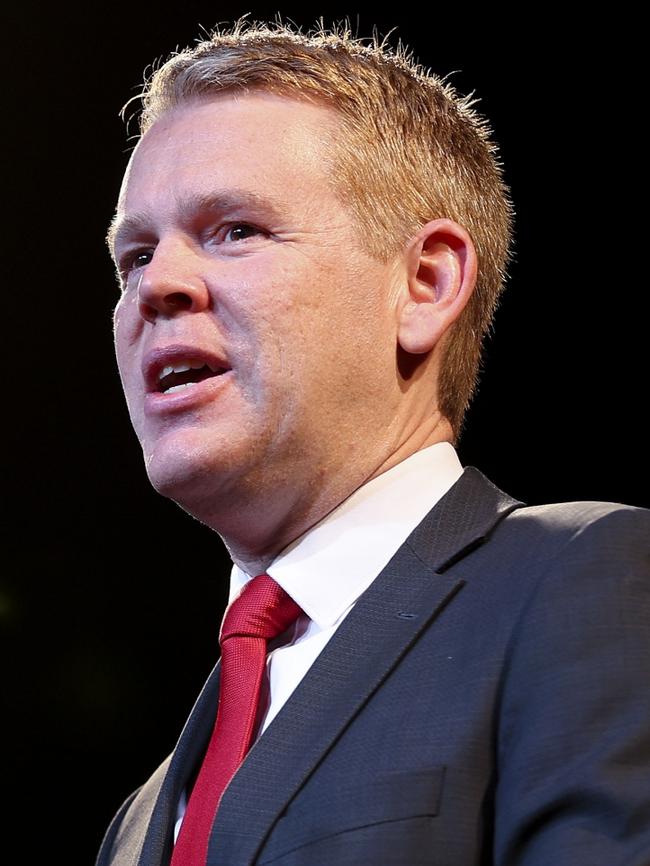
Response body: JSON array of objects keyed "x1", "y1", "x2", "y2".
[
  {"x1": 132, "y1": 250, "x2": 154, "y2": 268},
  {"x1": 119, "y1": 249, "x2": 154, "y2": 276},
  {"x1": 221, "y1": 223, "x2": 264, "y2": 243}
]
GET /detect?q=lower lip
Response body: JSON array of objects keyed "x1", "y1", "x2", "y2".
[{"x1": 144, "y1": 371, "x2": 234, "y2": 416}]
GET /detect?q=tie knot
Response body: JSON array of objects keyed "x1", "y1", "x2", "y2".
[{"x1": 221, "y1": 573, "x2": 303, "y2": 643}]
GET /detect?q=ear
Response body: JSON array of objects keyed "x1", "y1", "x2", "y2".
[{"x1": 397, "y1": 218, "x2": 478, "y2": 354}]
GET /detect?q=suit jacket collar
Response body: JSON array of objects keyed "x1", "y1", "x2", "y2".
[{"x1": 137, "y1": 466, "x2": 524, "y2": 866}]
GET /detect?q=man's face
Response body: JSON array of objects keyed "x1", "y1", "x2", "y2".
[{"x1": 111, "y1": 93, "x2": 403, "y2": 519}]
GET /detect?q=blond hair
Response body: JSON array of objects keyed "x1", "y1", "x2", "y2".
[{"x1": 130, "y1": 19, "x2": 514, "y2": 441}]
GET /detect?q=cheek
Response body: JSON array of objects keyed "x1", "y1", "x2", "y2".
[
  {"x1": 225, "y1": 278, "x2": 297, "y2": 381},
  {"x1": 113, "y1": 296, "x2": 141, "y2": 374},
  {"x1": 113, "y1": 291, "x2": 144, "y2": 343},
  {"x1": 112, "y1": 311, "x2": 145, "y2": 429},
  {"x1": 113, "y1": 330, "x2": 133, "y2": 391}
]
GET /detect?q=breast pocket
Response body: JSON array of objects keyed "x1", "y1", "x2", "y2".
[{"x1": 258, "y1": 766, "x2": 446, "y2": 865}]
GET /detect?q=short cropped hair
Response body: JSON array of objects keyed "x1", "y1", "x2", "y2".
[{"x1": 130, "y1": 19, "x2": 514, "y2": 441}]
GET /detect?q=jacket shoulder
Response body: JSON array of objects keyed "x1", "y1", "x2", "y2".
[{"x1": 501, "y1": 497, "x2": 649, "y2": 560}]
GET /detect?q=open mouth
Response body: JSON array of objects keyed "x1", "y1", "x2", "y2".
[{"x1": 157, "y1": 361, "x2": 230, "y2": 395}]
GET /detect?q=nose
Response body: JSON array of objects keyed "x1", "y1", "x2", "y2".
[{"x1": 137, "y1": 239, "x2": 210, "y2": 323}]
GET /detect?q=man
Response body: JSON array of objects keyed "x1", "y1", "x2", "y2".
[{"x1": 97, "y1": 20, "x2": 649, "y2": 866}]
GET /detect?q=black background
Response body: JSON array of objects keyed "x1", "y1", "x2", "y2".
[{"x1": 4, "y1": 5, "x2": 647, "y2": 864}]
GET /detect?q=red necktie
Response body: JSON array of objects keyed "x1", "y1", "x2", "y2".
[{"x1": 170, "y1": 573, "x2": 303, "y2": 866}]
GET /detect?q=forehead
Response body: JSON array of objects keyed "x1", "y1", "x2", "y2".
[{"x1": 117, "y1": 92, "x2": 340, "y2": 218}]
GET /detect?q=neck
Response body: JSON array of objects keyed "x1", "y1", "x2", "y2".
[{"x1": 213, "y1": 414, "x2": 454, "y2": 576}]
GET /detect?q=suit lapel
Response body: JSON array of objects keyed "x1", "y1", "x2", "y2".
[
  {"x1": 206, "y1": 466, "x2": 524, "y2": 866},
  {"x1": 136, "y1": 661, "x2": 223, "y2": 866}
]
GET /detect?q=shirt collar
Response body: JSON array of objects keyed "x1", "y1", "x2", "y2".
[{"x1": 229, "y1": 442, "x2": 464, "y2": 629}]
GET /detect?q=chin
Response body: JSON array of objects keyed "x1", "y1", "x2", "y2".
[{"x1": 142, "y1": 428, "x2": 250, "y2": 512}]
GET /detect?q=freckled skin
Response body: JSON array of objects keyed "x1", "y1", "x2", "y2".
[{"x1": 112, "y1": 93, "x2": 457, "y2": 572}]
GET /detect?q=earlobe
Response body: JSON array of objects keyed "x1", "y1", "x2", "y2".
[{"x1": 397, "y1": 219, "x2": 477, "y2": 355}]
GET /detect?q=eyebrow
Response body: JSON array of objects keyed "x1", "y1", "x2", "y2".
[{"x1": 106, "y1": 189, "x2": 284, "y2": 261}]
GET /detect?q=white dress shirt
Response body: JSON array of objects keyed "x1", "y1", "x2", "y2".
[{"x1": 174, "y1": 441, "x2": 464, "y2": 840}]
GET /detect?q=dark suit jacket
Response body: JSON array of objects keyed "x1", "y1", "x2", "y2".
[{"x1": 96, "y1": 467, "x2": 650, "y2": 866}]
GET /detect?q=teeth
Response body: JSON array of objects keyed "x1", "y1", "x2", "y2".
[
  {"x1": 159, "y1": 361, "x2": 205, "y2": 381},
  {"x1": 165, "y1": 382, "x2": 199, "y2": 394}
]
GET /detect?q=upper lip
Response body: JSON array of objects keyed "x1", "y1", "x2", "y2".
[{"x1": 143, "y1": 344, "x2": 231, "y2": 393}]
